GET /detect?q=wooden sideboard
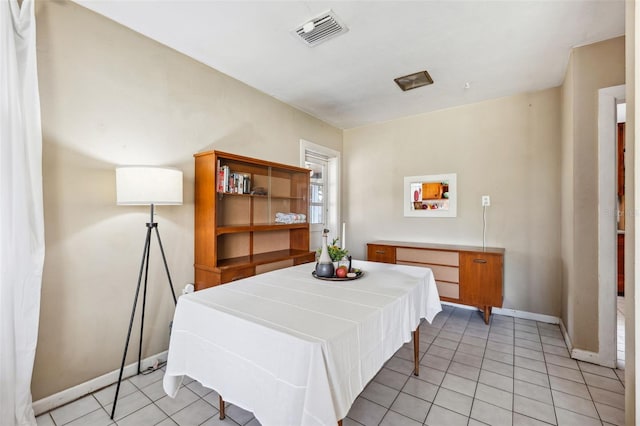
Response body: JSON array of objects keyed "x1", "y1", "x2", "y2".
[{"x1": 367, "y1": 240, "x2": 505, "y2": 323}]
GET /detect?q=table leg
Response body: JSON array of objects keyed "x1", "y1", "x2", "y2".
[
  {"x1": 483, "y1": 306, "x2": 492, "y2": 324},
  {"x1": 413, "y1": 325, "x2": 420, "y2": 376},
  {"x1": 219, "y1": 395, "x2": 226, "y2": 420}
]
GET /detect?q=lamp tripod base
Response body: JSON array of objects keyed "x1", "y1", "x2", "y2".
[{"x1": 110, "y1": 205, "x2": 177, "y2": 420}]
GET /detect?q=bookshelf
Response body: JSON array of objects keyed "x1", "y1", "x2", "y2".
[{"x1": 194, "y1": 150, "x2": 315, "y2": 290}]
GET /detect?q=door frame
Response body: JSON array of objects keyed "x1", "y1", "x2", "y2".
[
  {"x1": 300, "y1": 139, "x2": 341, "y2": 250},
  {"x1": 597, "y1": 84, "x2": 625, "y2": 368}
]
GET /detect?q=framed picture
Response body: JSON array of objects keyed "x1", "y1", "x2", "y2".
[{"x1": 404, "y1": 173, "x2": 457, "y2": 217}]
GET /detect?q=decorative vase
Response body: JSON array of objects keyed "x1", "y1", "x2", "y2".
[{"x1": 315, "y1": 230, "x2": 335, "y2": 278}]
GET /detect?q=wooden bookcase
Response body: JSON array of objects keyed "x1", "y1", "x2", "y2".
[
  {"x1": 367, "y1": 240, "x2": 504, "y2": 323},
  {"x1": 194, "y1": 150, "x2": 315, "y2": 290}
]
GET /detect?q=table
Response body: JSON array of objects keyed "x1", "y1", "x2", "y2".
[{"x1": 163, "y1": 260, "x2": 441, "y2": 426}]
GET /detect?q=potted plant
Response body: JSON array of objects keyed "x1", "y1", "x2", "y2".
[{"x1": 318, "y1": 237, "x2": 348, "y2": 264}]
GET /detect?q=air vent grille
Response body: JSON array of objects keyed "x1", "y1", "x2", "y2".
[
  {"x1": 394, "y1": 71, "x2": 434, "y2": 92},
  {"x1": 293, "y1": 10, "x2": 348, "y2": 47}
]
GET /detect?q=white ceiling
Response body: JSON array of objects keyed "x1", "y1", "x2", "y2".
[{"x1": 72, "y1": 0, "x2": 625, "y2": 129}]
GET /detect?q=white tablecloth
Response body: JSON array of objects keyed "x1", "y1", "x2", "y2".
[{"x1": 163, "y1": 260, "x2": 441, "y2": 426}]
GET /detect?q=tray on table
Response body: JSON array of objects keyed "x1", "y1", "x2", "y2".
[{"x1": 311, "y1": 270, "x2": 364, "y2": 281}]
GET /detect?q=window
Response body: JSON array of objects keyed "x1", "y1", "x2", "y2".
[{"x1": 306, "y1": 154, "x2": 327, "y2": 228}]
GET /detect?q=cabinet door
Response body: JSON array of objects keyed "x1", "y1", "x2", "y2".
[
  {"x1": 367, "y1": 244, "x2": 396, "y2": 263},
  {"x1": 459, "y1": 252, "x2": 503, "y2": 307}
]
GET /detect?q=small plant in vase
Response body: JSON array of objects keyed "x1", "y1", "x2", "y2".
[
  {"x1": 318, "y1": 237, "x2": 348, "y2": 263},
  {"x1": 329, "y1": 237, "x2": 349, "y2": 263}
]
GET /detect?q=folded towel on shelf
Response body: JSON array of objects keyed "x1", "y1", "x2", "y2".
[{"x1": 275, "y1": 212, "x2": 307, "y2": 224}]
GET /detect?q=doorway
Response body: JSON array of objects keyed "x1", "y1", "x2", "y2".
[{"x1": 616, "y1": 105, "x2": 626, "y2": 369}]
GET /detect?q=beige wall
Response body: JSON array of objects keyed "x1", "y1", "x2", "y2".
[
  {"x1": 560, "y1": 37, "x2": 625, "y2": 353},
  {"x1": 343, "y1": 88, "x2": 562, "y2": 317},
  {"x1": 33, "y1": 0, "x2": 342, "y2": 400}
]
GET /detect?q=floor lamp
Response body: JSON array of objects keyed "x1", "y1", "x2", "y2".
[{"x1": 111, "y1": 166, "x2": 183, "y2": 420}]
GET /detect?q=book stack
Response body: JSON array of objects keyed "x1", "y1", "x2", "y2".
[{"x1": 217, "y1": 163, "x2": 250, "y2": 194}]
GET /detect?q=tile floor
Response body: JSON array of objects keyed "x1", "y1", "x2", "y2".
[
  {"x1": 36, "y1": 305, "x2": 626, "y2": 426},
  {"x1": 617, "y1": 296, "x2": 625, "y2": 369}
]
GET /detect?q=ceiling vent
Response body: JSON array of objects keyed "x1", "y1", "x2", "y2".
[
  {"x1": 293, "y1": 10, "x2": 348, "y2": 47},
  {"x1": 394, "y1": 71, "x2": 434, "y2": 91}
]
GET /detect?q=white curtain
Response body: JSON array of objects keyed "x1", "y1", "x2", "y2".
[{"x1": 0, "y1": 0, "x2": 45, "y2": 425}]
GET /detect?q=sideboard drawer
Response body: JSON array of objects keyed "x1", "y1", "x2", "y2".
[
  {"x1": 396, "y1": 248, "x2": 459, "y2": 266},
  {"x1": 436, "y1": 282, "x2": 460, "y2": 300},
  {"x1": 367, "y1": 244, "x2": 396, "y2": 263},
  {"x1": 255, "y1": 259, "x2": 294, "y2": 275},
  {"x1": 430, "y1": 265, "x2": 459, "y2": 283},
  {"x1": 398, "y1": 261, "x2": 459, "y2": 283},
  {"x1": 221, "y1": 266, "x2": 256, "y2": 283}
]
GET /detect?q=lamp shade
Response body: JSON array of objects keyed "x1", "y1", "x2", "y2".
[{"x1": 116, "y1": 166, "x2": 183, "y2": 205}]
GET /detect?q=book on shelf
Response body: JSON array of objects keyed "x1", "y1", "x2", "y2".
[
  {"x1": 243, "y1": 174, "x2": 251, "y2": 193},
  {"x1": 220, "y1": 165, "x2": 230, "y2": 193},
  {"x1": 238, "y1": 174, "x2": 244, "y2": 195},
  {"x1": 228, "y1": 173, "x2": 235, "y2": 193},
  {"x1": 217, "y1": 161, "x2": 225, "y2": 193}
]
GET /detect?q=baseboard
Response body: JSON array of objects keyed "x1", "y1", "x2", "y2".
[
  {"x1": 491, "y1": 307, "x2": 560, "y2": 324},
  {"x1": 558, "y1": 319, "x2": 573, "y2": 350},
  {"x1": 32, "y1": 351, "x2": 168, "y2": 416},
  {"x1": 441, "y1": 302, "x2": 560, "y2": 324},
  {"x1": 441, "y1": 301, "x2": 478, "y2": 311},
  {"x1": 570, "y1": 348, "x2": 600, "y2": 364},
  {"x1": 559, "y1": 320, "x2": 600, "y2": 365}
]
